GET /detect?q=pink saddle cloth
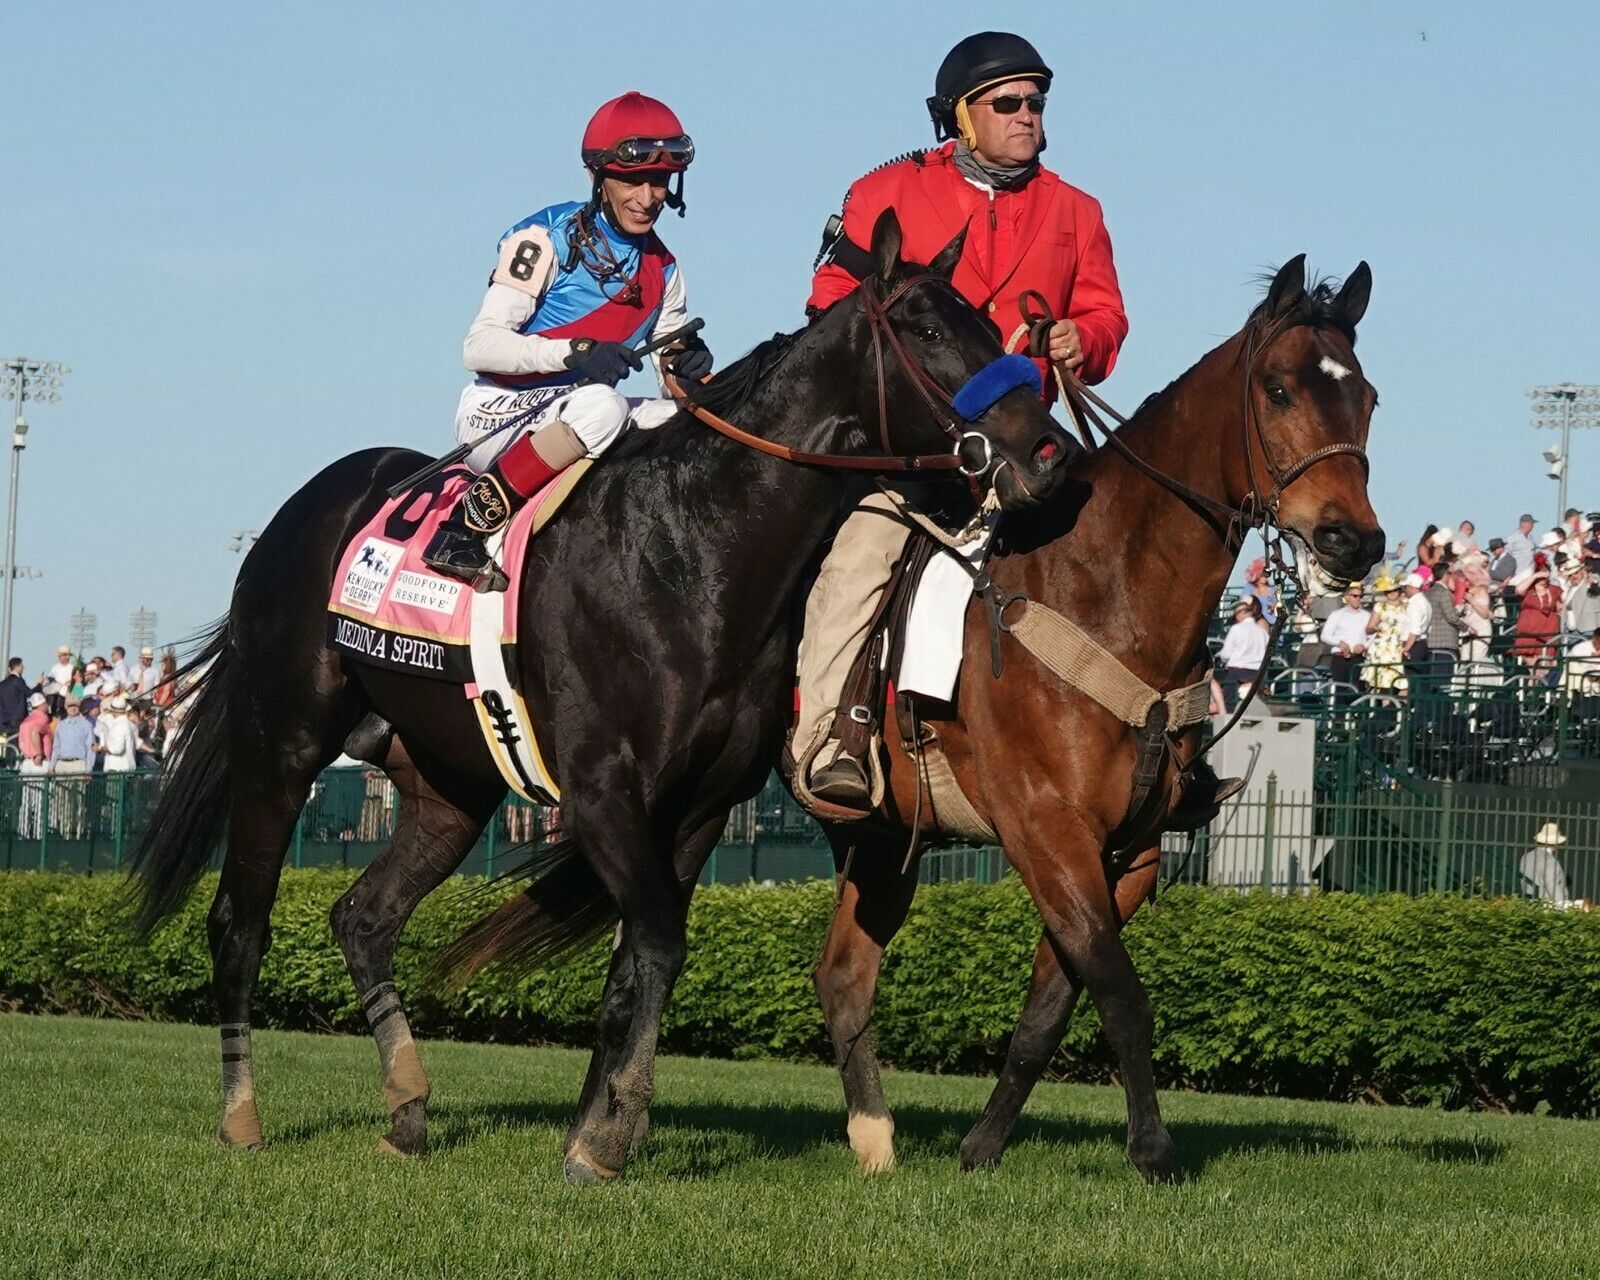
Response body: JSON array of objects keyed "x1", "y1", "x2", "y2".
[
  {"x1": 326, "y1": 462, "x2": 590, "y2": 804},
  {"x1": 327, "y1": 463, "x2": 583, "y2": 680}
]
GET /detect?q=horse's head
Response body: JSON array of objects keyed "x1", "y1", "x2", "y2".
[
  {"x1": 1232, "y1": 254, "x2": 1385, "y2": 582},
  {"x1": 847, "y1": 209, "x2": 1075, "y2": 511}
]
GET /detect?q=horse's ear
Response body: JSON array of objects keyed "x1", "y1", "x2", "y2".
[
  {"x1": 869, "y1": 208, "x2": 904, "y2": 283},
  {"x1": 1333, "y1": 261, "x2": 1372, "y2": 330},
  {"x1": 1265, "y1": 252, "x2": 1307, "y2": 317},
  {"x1": 928, "y1": 228, "x2": 966, "y2": 281}
]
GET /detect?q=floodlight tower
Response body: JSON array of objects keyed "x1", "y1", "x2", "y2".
[
  {"x1": 1529, "y1": 383, "x2": 1600, "y2": 526},
  {"x1": 0, "y1": 358, "x2": 69, "y2": 661}
]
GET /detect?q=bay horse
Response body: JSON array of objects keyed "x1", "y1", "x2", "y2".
[
  {"x1": 809, "y1": 255, "x2": 1385, "y2": 1180},
  {"x1": 127, "y1": 210, "x2": 1077, "y2": 1178}
]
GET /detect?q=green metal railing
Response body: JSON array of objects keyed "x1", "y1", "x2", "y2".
[{"x1": 2, "y1": 702, "x2": 1594, "y2": 897}]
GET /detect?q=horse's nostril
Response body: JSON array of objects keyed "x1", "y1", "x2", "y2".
[{"x1": 1032, "y1": 437, "x2": 1060, "y2": 470}]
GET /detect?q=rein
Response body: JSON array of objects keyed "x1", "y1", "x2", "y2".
[
  {"x1": 1014, "y1": 290, "x2": 1370, "y2": 549},
  {"x1": 663, "y1": 275, "x2": 981, "y2": 476}
]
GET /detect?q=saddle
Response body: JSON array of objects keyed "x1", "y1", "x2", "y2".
[
  {"x1": 327, "y1": 462, "x2": 592, "y2": 803},
  {"x1": 791, "y1": 516, "x2": 1214, "y2": 858}
]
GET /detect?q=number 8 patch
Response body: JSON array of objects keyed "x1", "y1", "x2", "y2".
[{"x1": 490, "y1": 225, "x2": 556, "y2": 298}]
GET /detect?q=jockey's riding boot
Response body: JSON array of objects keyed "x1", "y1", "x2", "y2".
[
  {"x1": 809, "y1": 752, "x2": 872, "y2": 811},
  {"x1": 1166, "y1": 759, "x2": 1247, "y2": 832},
  {"x1": 422, "y1": 421, "x2": 585, "y2": 592}
]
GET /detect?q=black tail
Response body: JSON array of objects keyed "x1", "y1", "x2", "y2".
[
  {"x1": 434, "y1": 834, "x2": 616, "y2": 991},
  {"x1": 124, "y1": 618, "x2": 236, "y2": 936}
]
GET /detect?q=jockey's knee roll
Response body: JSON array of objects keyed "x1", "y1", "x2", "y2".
[{"x1": 558, "y1": 384, "x2": 630, "y2": 456}]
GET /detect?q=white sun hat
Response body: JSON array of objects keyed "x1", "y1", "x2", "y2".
[{"x1": 1534, "y1": 822, "x2": 1567, "y2": 846}]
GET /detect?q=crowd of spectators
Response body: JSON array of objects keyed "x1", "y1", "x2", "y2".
[
  {"x1": 1213, "y1": 506, "x2": 1600, "y2": 708},
  {"x1": 0, "y1": 642, "x2": 182, "y2": 777}
]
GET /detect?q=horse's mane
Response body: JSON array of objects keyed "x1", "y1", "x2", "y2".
[{"x1": 606, "y1": 326, "x2": 806, "y2": 462}]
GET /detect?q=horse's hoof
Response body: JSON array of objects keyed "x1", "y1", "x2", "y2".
[
  {"x1": 1128, "y1": 1127, "x2": 1177, "y2": 1184},
  {"x1": 958, "y1": 1137, "x2": 1001, "y2": 1173},
  {"x1": 564, "y1": 1145, "x2": 620, "y2": 1185},
  {"x1": 377, "y1": 1100, "x2": 428, "y2": 1158},
  {"x1": 218, "y1": 1098, "x2": 265, "y2": 1150},
  {"x1": 847, "y1": 1113, "x2": 896, "y2": 1174}
]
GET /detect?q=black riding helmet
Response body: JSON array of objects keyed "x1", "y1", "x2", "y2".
[{"x1": 927, "y1": 31, "x2": 1053, "y2": 140}]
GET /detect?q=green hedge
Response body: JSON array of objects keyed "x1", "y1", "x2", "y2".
[{"x1": 4, "y1": 871, "x2": 1600, "y2": 1115}]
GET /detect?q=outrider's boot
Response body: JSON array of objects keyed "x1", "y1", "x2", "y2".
[
  {"x1": 808, "y1": 752, "x2": 872, "y2": 812},
  {"x1": 1165, "y1": 759, "x2": 1247, "y2": 832},
  {"x1": 423, "y1": 421, "x2": 585, "y2": 592}
]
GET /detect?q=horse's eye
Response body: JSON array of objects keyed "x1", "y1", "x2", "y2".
[
  {"x1": 1264, "y1": 379, "x2": 1293, "y2": 408},
  {"x1": 914, "y1": 325, "x2": 943, "y2": 344}
]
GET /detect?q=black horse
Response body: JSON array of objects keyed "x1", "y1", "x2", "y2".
[{"x1": 129, "y1": 210, "x2": 1074, "y2": 1178}]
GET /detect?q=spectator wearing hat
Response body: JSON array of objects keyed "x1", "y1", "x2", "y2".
[
  {"x1": 1487, "y1": 537, "x2": 1517, "y2": 594},
  {"x1": 1239, "y1": 558, "x2": 1278, "y2": 625},
  {"x1": 1400, "y1": 571, "x2": 1434, "y2": 694},
  {"x1": 0, "y1": 657, "x2": 28, "y2": 745},
  {"x1": 1513, "y1": 554, "x2": 1563, "y2": 667},
  {"x1": 1320, "y1": 584, "x2": 1371, "y2": 692},
  {"x1": 49, "y1": 695, "x2": 95, "y2": 837},
  {"x1": 129, "y1": 646, "x2": 160, "y2": 698},
  {"x1": 80, "y1": 659, "x2": 108, "y2": 701},
  {"x1": 15, "y1": 692, "x2": 51, "y2": 837},
  {"x1": 98, "y1": 695, "x2": 139, "y2": 773},
  {"x1": 1521, "y1": 822, "x2": 1576, "y2": 906},
  {"x1": 1362, "y1": 574, "x2": 1406, "y2": 691},
  {"x1": 1564, "y1": 559, "x2": 1600, "y2": 637},
  {"x1": 1215, "y1": 597, "x2": 1269, "y2": 711},
  {"x1": 152, "y1": 650, "x2": 178, "y2": 708},
  {"x1": 46, "y1": 645, "x2": 74, "y2": 690}
]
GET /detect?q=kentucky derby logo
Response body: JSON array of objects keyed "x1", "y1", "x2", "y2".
[{"x1": 338, "y1": 538, "x2": 403, "y2": 614}]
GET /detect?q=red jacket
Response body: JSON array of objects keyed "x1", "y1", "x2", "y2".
[{"x1": 808, "y1": 142, "x2": 1128, "y2": 392}]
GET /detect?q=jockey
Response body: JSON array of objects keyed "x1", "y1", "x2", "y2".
[
  {"x1": 796, "y1": 32, "x2": 1240, "y2": 824},
  {"x1": 423, "y1": 91, "x2": 713, "y2": 587}
]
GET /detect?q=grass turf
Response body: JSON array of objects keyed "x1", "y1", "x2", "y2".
[{"x1": 2, "y1": 1014, "x2": 1596, "y2": 1279}]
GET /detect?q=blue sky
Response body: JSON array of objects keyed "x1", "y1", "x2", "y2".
[{"x1": 2, "y1": 1, "x2": 1597, "y2": 665}]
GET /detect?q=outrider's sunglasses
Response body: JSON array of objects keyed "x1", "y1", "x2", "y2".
[{"x1": 975, "y1": 93, "x2": 1047, "y2": 115}]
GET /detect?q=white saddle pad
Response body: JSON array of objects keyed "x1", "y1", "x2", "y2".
[{"x1": 897, "y1": 531, "x2": 992, "y2": 702}]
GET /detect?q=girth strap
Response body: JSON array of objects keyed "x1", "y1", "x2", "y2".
[{"x1": 1000, "y1": 599, "x2": 1211, "y2": 729}]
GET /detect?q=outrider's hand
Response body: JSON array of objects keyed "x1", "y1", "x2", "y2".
[{"x1": 1047, "y1": 318, "x2": 1084, "y2": 371}]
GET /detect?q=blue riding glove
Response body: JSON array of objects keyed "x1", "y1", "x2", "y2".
[
  {"x1": 668, "y1": 337, "x2": 714, "y2": 384},
  {"x1": 564, "y1": 339, "x2": 644, "y2": 387}
]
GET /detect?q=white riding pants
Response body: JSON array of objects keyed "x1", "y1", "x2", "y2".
[{"x1": 453, "y1": 382, "x2": 677, "y2": 472}]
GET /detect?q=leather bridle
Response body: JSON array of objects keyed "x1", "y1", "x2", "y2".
[
  {"x1": 1016, "y1": 290, "x2": 1369, "y2": 549},
  {"x1": 663, "y1": 275, "x2": 998, "y2": 481}
]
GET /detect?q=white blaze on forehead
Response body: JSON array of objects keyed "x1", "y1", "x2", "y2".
[{"x1": 1319, "y1": 356, "x2": 1352, "y2": 382}]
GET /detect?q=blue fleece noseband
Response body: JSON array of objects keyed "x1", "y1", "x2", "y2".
[{"x1": 952, "y1": 354, "x2": 1042, "y2": 421}]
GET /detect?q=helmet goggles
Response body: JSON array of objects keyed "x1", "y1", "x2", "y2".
[{"x1": 584, "y1": 134, "x2": 695, "y2": 172}]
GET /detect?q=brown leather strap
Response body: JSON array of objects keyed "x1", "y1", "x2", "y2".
[
  {"x1": 662, "y1": 370, "x2": 964, "y2": 472},
  {"x1": 663, "y1": 274, "x2": 974, "y2": 474}
]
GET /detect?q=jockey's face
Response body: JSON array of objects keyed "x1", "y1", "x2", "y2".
[
  {"x1": 967, "y1": 78, "x2": 1045, "y2": 168},
  {"x1": 599, "y1": 171, "x2": 671, "y2": 234}
]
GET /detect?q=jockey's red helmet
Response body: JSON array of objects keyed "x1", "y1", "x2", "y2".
[{"x1": 581, "y1": 92, "x2": 694, "y2": 173}]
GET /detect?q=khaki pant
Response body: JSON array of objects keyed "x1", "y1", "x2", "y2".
[{"x1": 795, "y1": 491, "x2": 915, "y2": 778}]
